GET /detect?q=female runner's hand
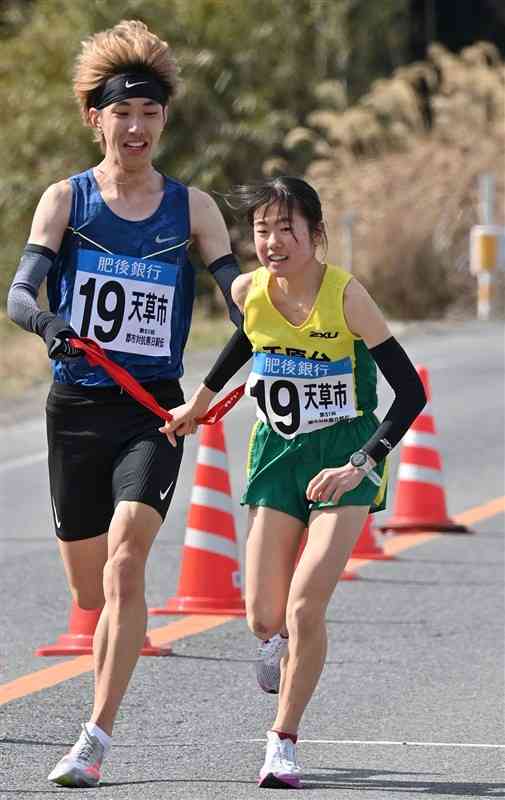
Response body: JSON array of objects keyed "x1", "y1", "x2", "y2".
[
  {"x1": 306, "y1": 463, "x2": 365, "y2": 504},
  {"x1": 159, "y1": 383, "x2": 216, "y2": 447}
]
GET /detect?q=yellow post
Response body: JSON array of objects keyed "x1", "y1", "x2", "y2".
[
  {"x1": 476, "y1": 234, "x2": 498, "y2": 271},
  {"x1": 469, "y1": 225, "x2": 504, "y2": 320}
]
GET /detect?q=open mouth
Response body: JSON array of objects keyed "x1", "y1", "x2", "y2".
[
  {"x1": 268, "y1": 254, "x2": 288, "y2": 263},
  {"x1": 123, "y1": 141, "x2": 148, "y2": 153}
]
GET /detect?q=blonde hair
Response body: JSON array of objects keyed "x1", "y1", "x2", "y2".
[{"x1": 73, "y1": 20, "x2": 178, "y2": 131}]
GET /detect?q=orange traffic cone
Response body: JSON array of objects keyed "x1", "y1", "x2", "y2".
[
  {"x1": 150, "y1": 421, "x2": 246, "y2": 616},
  {"x1": 36, "y1": 603, "x2": 100, "y2": 656},
  {"x1": 36, "y1": 600, "x2": 172, "y2": 656},
  {"x1": 351, "y1": 515, "x2": 395, "y2": 560},
  {"x1": 380, "y1": 365, "x2": 469, "y2": 534}
]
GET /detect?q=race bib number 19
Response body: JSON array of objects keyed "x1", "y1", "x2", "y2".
[
  {"x1": 246, "y1": 352, "x2": 357, "y2": 439},
  {"x1": 70, "y1": 249, "x2": 178, "y2": 357}
]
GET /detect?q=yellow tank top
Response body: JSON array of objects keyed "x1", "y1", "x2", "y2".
[{"x1": 243, "y1": 263, "x2": 377, "y2": 438}]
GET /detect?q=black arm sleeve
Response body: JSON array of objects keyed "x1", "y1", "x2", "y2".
[
  {"x1": 207, "y1": 253, "x2": 243, "y2": 328},
  {"x1": 7, "y1": 244, "x2": 56, "y2": 335},
  {"x1": 203, "y1": 327, "x2": 253, "y2": 392},
  {"x1": 361, "y1": 336, "x2": 427, "y2": 463},
  {"x1": 7, "y1": 243, "x2": 77, "y2": 351}
]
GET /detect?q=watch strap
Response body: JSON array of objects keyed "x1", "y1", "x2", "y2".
[
  {"x1": 351, "y1": 451, "x2": 382, "y2": 487},
  {"x1": 361, "y1": 466, "x2": 382, "y2": 487}
]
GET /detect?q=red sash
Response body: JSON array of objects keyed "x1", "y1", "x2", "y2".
[{"x1": 69, "y1": 337, "x2": 244, "y2": 425}]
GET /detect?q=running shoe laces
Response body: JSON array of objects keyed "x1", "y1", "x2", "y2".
[
  {"x1": 259, "y1": 730, "x2": 301, "y2": 789},
  {"x1": 256, "y1": 634, "x2": 288, "y2": 694},
  {"x1": 71, "y1": 726, "x2": 99, "y2": 760},
  {"x1": 47, "y1": 725, "x2": 105, "y2": 788}
]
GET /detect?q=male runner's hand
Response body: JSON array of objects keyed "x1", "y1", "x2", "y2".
[{"x1": 43, "y1": 316, "x2": 81, "y2": 359}]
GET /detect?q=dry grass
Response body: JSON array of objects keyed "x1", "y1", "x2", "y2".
[
  {"x1": 184, "y1": 307, "x2": 236, "y2": 351},
  {"x1": 0, "y1": 313, "x2": 50, "y2": 396},
  {"x1": 280, "y1": 42, "x2": 505, "y2": 318},
  {"x1": 314, "y1": 136, "x2": 504, "y2": 318}
]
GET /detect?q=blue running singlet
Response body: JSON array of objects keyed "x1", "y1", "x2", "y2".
[{"x1": 47, "y1": 169, "x2": 195, "y2": 386}]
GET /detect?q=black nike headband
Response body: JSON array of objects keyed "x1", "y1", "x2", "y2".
[{"x1": 89, "y1": 71, "x2": 169, "y2": 110}]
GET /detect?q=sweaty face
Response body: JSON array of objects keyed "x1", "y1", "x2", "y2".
[
  {"x1": 95, "y1": 97, "x2": 167, "y2": 165},
  {"x1": 253, "y1": 202, "x2": 319, "y2": 275}
]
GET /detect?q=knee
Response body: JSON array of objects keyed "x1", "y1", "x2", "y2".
[
  {"x1": 103, "y1": 549, "x2": 144, "y2": 604},
  {"x1": 286, "y1": 598, "x2": 324, "y2": 641},
  {"x1": 247, "y1": 608, "x2": 285, "y2": 641}
]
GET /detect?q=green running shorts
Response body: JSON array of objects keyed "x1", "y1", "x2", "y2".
[{"x1": 241, "y1": 413, "x2": 388, "y2": 525}]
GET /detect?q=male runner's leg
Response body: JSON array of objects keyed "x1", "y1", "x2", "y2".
[{"x1": 47, "y1": 382, "x2": 183, "y2": 786}]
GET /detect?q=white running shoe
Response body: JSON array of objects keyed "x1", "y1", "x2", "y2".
[
  {"x1": 256, "y1": 634, "x2": 288, "y2": 694},
  {"x1": 47, "y1": 724, "x2": 105, "y2": 788},
  {"x1": 258, "y1": 730, "x2": 301, "y2": 789}
]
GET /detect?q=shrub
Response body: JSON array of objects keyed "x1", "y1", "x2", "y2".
[{"x1": 277, "y1": 43, "x2": 504, "y2": 318}]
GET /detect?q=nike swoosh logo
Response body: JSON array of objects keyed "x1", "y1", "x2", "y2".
[
  {"x1": 160, "y1": 480, "x2": 174, "y2": 501},
  {"x1": 125, "y1": 80, "x2": 149, "y2": 88},
  {"x1": 51, "y1": 496, "x2": 61, "y2": 528},
  {"x1": 155, "y1": 235, "x2": 178, "y2": 244}
]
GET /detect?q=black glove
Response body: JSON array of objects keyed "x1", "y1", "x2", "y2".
[
  {"x1": 48, "y1": 330, "x2": 82, "y2": 359},
  {"x1": 35, "y1": 312, "x2": 81, "y2": 359}
]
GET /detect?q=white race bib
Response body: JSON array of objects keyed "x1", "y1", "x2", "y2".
[
  {"x1": 246, "y1": 352, "x2": 357, "y2": 439},
  {"x1": 70, "y1": 249, "x2": 178, "y2": 357}
]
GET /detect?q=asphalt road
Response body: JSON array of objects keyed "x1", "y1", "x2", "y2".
[{"x1": 0, "y1": 319, "x2": 504, "y2": 799}]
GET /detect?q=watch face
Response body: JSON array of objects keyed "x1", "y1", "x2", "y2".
[{"x1": 351, "y1": 451, "x2": 367, "y2": 467}]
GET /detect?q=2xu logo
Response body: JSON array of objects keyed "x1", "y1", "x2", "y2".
[{"x1": 309, "y1": 331, "x2": 340, "y2": 339}]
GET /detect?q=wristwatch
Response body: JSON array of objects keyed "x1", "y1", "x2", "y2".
[{"x1": 350, "y1": 450, "x2": 382, "y2": 487}]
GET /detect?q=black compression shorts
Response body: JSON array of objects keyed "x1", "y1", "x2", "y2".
[{"x1": 46, "y1": 379, "x2": 185, "y2": 541}]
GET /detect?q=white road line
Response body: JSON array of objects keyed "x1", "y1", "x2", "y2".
[
  {"x1": 0, "y1": 451, "x2": 47, "y2": 473},
  {"x1": 245, "y1": 738, "x2": 505, "y2": 749}
]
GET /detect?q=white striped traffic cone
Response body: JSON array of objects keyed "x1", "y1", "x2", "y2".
[
  {"x1": 380, "y1": 365, "x2": 469, "y2": 534},
  {"x1": 150, "y1": 420, "x2": 246, "y2": 615}
]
